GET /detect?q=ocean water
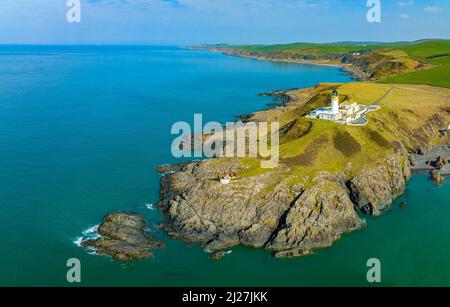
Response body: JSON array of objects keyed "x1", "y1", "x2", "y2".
[{"x1": 0, "y1": 45, "x2": 449, "y2": 286}]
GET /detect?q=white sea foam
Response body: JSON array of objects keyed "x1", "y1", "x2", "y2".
[
  {"x1": 160, "y1": 171, "x2": 175, "y2": 176},
  {"x1": 73, "y1": 224, "x2": 100, "y2": 247},
  {"x1": 145, "y1": 203, "x2": 156, "y2": 210},
  {"x1": 73, "y1": 236, "x2": 85, "y2": 247},
  {"x1": 82, "y1": 224, "x2": 99, "y2": 235},
  {"x1": 86, "y1": 247, "x2": 98, "y2": 255}
]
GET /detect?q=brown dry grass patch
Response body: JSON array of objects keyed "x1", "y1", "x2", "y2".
[
  {"x1": 333, "y1": 130, "x2": 362, "y2": 157},
  {"x1": 283, "y1": 134, "x2": 329, "y2": 166},
  {"x1": 368, "y1": 129, "x2": 392, "y2": 149},
  {"x1": 279, "y1": 119, "x2": 313, "y2": 144}
]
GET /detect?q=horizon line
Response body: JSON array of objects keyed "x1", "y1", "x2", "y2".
[{"x1": 0, "y1": 38, "x2": 449, "y2": 47}]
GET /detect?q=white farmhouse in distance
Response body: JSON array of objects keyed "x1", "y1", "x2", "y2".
[{"x1": 306, "y1": 90, "x2": 380, "y2": 126}]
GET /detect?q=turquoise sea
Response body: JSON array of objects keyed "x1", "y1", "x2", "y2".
[{"x1": 0, "y1": 46, "x2": 449, "y2": 286}]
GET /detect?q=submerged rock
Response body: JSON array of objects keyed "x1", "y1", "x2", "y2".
[
  {"x1": 82, "y1": 212, "x2": 164, "y2": 261},
  {"x1": 209, "y1": 250, "x2": 232, "y2": 260},
  {"x1": 274, "y1": 249, "x2": 311, "y2": 259}
]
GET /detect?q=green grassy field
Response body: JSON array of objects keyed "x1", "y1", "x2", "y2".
[
  {"x1": 382, "y1": 40, "x2": 450, "y2": 88},
  {"x1": 226, "y1": 42, "x2": 386, "y2": 55},
  {"x1": 226, "y1": 39, "x2": 450, "y2": 57},
  {"x1": 382, "y1": 64, "x2": 450, "y2": 88}
]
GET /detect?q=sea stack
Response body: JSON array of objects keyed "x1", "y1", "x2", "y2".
[{"x1": 81, "y1": 212, "x2": 164, "y2": 261}]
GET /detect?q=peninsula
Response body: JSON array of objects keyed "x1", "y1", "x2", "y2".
[{"x1": 158, "y1": 40, "x2": 450, "y2": 259}]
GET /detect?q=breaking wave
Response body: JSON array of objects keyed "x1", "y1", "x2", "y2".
[
  {"x1": 145, "y1": 203, "x2": 156, "y2": 211},
  {"x1": 73, "y1": 224, "x2": 100, "y2": 248}
]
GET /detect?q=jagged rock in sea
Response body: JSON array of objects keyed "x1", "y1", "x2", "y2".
[
  {"x1": 430, "y1": 170, "x2": 445, "y2": 185},
  {"x1": 82, "y1": 212, "x2": 164, "y2": 261},
  {"x1": 433, "y1": 156, "x2": 448, "y2": 170}
]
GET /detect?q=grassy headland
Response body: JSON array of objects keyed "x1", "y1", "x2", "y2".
[{"x1": 159, "y1": 82, "x2": 450, "y2": 257}]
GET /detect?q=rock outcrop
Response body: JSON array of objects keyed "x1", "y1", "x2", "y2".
[
  {"x1": 264, "y1": 177, "x2": 365, "y2": 258},
  {"x1": 156, "y1": 162, "x2": 191, "y2": 174},
  {"x1": 430, "y1": 170, "x2": 444, "y2": 185},
  {"x1": 158, "y1": 151, "x2": 410, "y2": 258},
  {"x1": 82, "y1": 212, "x2": 164, "y2": 261},
  {"x1": 347, "y1": 152, "x2": 411, "y2": 216},
  {"x1": 433, "y1": 156, "x2": 448, "y2": 170}
]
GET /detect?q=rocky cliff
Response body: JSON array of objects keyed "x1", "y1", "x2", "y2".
[{"x1": 158, "y1": 150, "x2": 411, "y2": 258}]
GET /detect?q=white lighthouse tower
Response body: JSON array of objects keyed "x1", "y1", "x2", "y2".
[{"x1": 331, "y1": 90, "x2": 340, "y2": 114}]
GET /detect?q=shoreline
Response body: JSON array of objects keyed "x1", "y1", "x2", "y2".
[
  {"x1": 411, "y1": 145, "x2": 450, "y2": 176},
  {"x1": 231, "y1": 53, "x2": 345, "y2": 68},
  {"x1": 412, "y1": 169, "x2": 450, "y2": 176}
]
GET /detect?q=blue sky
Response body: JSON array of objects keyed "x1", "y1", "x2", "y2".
[{"x1": 0, "y1": 0, "x2": 448, "y2": 44}]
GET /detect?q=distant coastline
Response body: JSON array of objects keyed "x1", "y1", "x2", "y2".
[
  {"x1": 190, "y1": 40, "x2": 450, "y2": 88},
  {"x1": 187, "y1": 45, "x2": 358, "y2": 79}
]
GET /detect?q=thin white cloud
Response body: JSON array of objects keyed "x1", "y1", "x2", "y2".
[
  {"x1": 177, "y1": 0, "x2": 329, "y2": 14},
  {"x1": 400, "y1": 13, "x2": 409, "y2": 19},
  {"x1": 397, "y1": 0, "x2": 414, "y2": 7},
  {"x1": 424, "y1": 6, "x2": 442, "y2": 13},
  {"x1": 397, "y1": 1, "x2": 413, "y2": 7}
]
